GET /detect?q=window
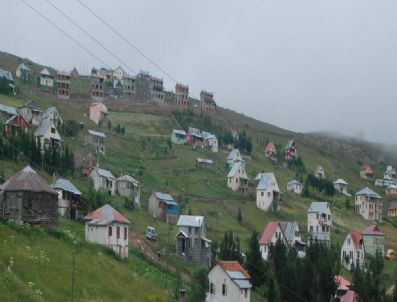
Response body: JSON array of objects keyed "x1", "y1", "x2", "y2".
[
  {"x1": 108, "y1": 226, "x2": 112, "y2": 237},
  {"x1": 267, "y1": 192, "x2": 271, "y2": 197},
  {"x1": 347, "y1": 238, "x2": 351, "y2": 245},
  {"x1": 51, "y1": 127, "x2": 56, "y2": 134},
  {"x1": 124, "y1": 227, "x2": 128, "y2": 240},
  {"x1": 310, "y1": 226, "x2": 313, "y2": 232},
  {"x1": 222, "y1": 283, "x2": 227, "y2": 296},
  {"x1": 261, "y1": 192, "x2": 264, "y2": 197},
  {"x1": 117, "y1": 226, "x2": 120, "y2": 239},
  {"x1": 244, "y1": 289, "x2": 248, "y2": 298},
  {"x1": 210, "y1": 282, "x2": 215, "y2": 294},
  {"x1": 189, "y1": 227, "x2": 192, "y2": 234},
  {"x1": 195, "y1": 227, "x2": 198, "y2": 234}
]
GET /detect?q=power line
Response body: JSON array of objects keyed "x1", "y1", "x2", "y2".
[
  {"x1": 19, "y1": 0, "x2": 111, "y2": 70},
  {"x1": 75, "y1": 0, "x2": 177, "y2": 83},
  {"x1": 45, "y1": 0, "x2": 136, "y2": 75}
]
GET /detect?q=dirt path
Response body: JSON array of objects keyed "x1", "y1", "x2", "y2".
[{"x1": 129, "y1": 229, "x2": 191, "y2": 282}]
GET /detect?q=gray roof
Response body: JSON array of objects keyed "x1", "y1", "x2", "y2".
[
  {"x1": 197, "y1": 158, "x2": 214, "y2": 164},
  {"x1": 20, "y1": 100, "x2": 41, "y2": 112},
  {"x1": 0, "y1": 69, "x2": 13, "y2": 81},
  {"x1": 42, "y1": 106, "x2": 59, "y2": 118},
  {"x1": 308, "y1": 201, "x2": 329, "y2": 213},
  {"x1": 287, "y1": 179, "x2": 302, "y2": 186},
  {"x1": 279, "y1": 221, "x2": 299, "y2": 243},
  {"x1": 18, "y1": 63, "x2": 31, "y2": 71},
  {"x1": 34, "y1": 120, "x2": 59, "y2": 137},
  {"x1": 116, "y1": 175, "x2": 139, "y2": 186},
  {"x1": 88, "y1": 129, "x2": 106, "y2": 138},
  {"x1": 188, "y1": 127, "x2": 202, "y2": 137},
  {"x1": 285, "y1": 139, "x2": 295, "y2": 149},
  {"x1": 334, "y1": 179, "x2": 348, "y2": 185},
  {"x1": 172, "y1": 129, "x2": 186, "y2": 136},
  {"x1": 51, "y1": 179, "x2": 81, "y2": 195},
  {"x1": 202, "y1": 131, "x2": 215, "y2": 140},
  {"x1": 227, "y1": 149, "x2": 240, "y2": 160},
  {"x1": 40, "y1": 68, "x2": 52, "y2": 76},
  {"x1": 97, "y1": 168, "x2": 115, "y2": 179},
  {"x1": 0, "y1": 104, "x2": 17, "y2": 115},
  {"x1": 224, "y1": 271, "x2": 252, "y2": 289},
  {"x1": 227, "y1": 161, "x2": 245, "y2": 178},
  {"x1": 177, "y1": 215, "x2": 204, "y2": 227},
  {"x1": 355, "y1": 187, "x2": 381, "y2": 198},
  {"x1": 153, "y1": 192, "x2": 177, "y2": 205},
  {"x1": 257, "y1": 172, "x2": 277, "y2": 191}
]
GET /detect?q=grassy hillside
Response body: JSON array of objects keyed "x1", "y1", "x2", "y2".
[{"x1": 1, "y1": 51, "x2": 397, "y2": 300}]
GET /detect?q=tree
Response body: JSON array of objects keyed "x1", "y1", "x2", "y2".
[
  {"x1": 191, "y1": 268, "x2": 208, "y2": 302},
  {"x1": 245, "y1": 230, "x2": 266, "y2": 287},
  {"x1": 218, "y1": 231, "x2": 243, "y2": 263}
]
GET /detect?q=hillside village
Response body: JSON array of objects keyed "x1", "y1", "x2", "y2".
[{"x1": 1, "y1": 51, "x2": 397, "y2": 302}]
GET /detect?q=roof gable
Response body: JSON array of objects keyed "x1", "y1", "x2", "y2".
[
  {"x1": 308, "y1": 201, "x2": 329, "y2": 214},
  {"x1": 84, "y1": 204, "x2": 130, "y2": 225},
  {"x1": 177, "y1": 215, "x2": 204, "y2": 227},
  {"x1": 257, "y1": 172, "x2": 279, "y2": 191},
  {"x1": 259, "y1": 221, "x2": 285, "y2": 245}
]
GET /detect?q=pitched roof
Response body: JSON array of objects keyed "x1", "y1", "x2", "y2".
[
  {"x1": 188, "y1": 127, "x2": 202, "y2": 137},
  {"x1": 51, "y1": 178, "x2": 81, "y2": 195},
  {"x1": 362, "y1": 225, "x2": 384, "y2": 236},
  {"x1": 84, "y1": 204, "x2": 130, "y2": 225},
  {"x1": 219, "y1": 261, "x2": 250, "y2": 278},
  {"x1": 279, "y1": 221, "x2": 299, "y2": 243},
  {"x1": 88, "y1": 129, "x2": 106, "y2": 138},
  {"x1": 96, "y1": 168, "x2": 115, "y2": 179},
  {"x1": 0, "y1": 103, "x2": 17, "y2": 115},
  {"x1": 285, "y1": 139, "x2": 295, "y2": 149},
  {"x1": 34, "y1": 120, "x2": 59, "y2": 138},
  {"x1": 202, "y1": 131, "x2": 216, "y2": 140},
  {"x1": 18, "y1": 63, "x2": 31, "y2": 71},
  {"x1": 0, "y1": 166, "x2": 57, "y2": 195},
  {"x1": 257, "y1": 172, "x2": 278, "y2": 191},
  {"x1": 308, "y1": 201, "x2": 329, "y2": 213},
  {"x1": 218, "y1": 261, "x2": 252, "y2": 289},
  {"x1": 388, "y1": 203, "x2": 397, "y2": 211},
  {"x1": 355, "y1": 187, "x2": 381, "y2": 198},
  {"x1": 153, "y1": 192, "x2": 178, "y2": 205},
  {"x1": 348, "y1": 231, "x2": 362, "y2": 249},
  {"x1": 42, "y1": 106, "x2": 59, "y2": 118},
  {"x1": 0, "y1": 68, "x2": 13, "y2": 81},
  {"x1": 334, "y1": 179, "x2": 348, "y2": 185},
  {"x1": 172, "y1": 129, "x2": 186, "y2": 136},
  {"x1": 287, "y1": 179, "x2": 302, "y2": 186},
  {"x1": 259, "y1": 221, "x2": 280, "y2": 245},
  {"x1": 40, "y1": 68, "x2": 52, "y2": 76},
  {"x1": 264, "y1": 141, "x2": 276, "y2": 153},
  {"x1": 227, "y1": 161, "x2": 248, "y2": 179},
  {"x1": 177, "y1": 215, "x2": 204, "y2": 227},
  {"x1": 116, "y1": 175, "x2": 139, "y2": 185},
  {"x1": 335, "y1": 275, "x2": 351, "y2": 291},
  {"x1": 227, "y1": 149, "x2": 240, "y2": 160},
  {"x1": 4, "y1": 114, "x2": 28, "y2": 126},
  {"x1": 21, "y1": 100, "x2": 41, "y2": 111}
]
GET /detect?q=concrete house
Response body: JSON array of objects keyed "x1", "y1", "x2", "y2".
[
  {"x1": 89, "y1": 167, "x2": 116, "y2": 196},
  {"x1": 16, "y1": 63, "x2": 31, "y2": 82},
  {"x1": 386, "y1": 185, "x2": 397, "y2": 198},
  {"x1": 264, "y1": 142, "x2": 277, "y2": 160},
  {"x1": 84, "y1": 204, "x2": 130, "y2": 258},
  {"x1": 227, "y1": 161, "x2": 249, "y2": 193},
  {"x1": 387, "y1": 202, "x2": 397, "y2": 217},
  {"x1": 3, "y1": 114, "x2": 29, "y2": 137},
  {"x1": 200, "y1": 90, "x2": 216, "y2": 113},
  {"x1": 171, "y1": 129, "x2": 187, "y2": 144},
  {"x1": 74, "y1": 152, "x2": 97, "y2": 177},
  {"x1": 384, "y1": 166, "x2": 397, "y2": 181},
  {"x1": 355, "y1": 187, "x2": 382, "y2": 222},
  {"x1": 175, "y1": 215, "x2": 211, "y2": 267},
  {"x1": 256, "y1": 172, "x2": 280, "y2": 211},
  {"x1": 197, "y1": 158, "x2": 215, "y2": 169},
  {"x1": 42, "y1": 106, "x2": 63, "y2": 128},
  {"x1": 134, "y1": 71, "x2": 151, "y2": 100},
  {"x1": 56, "y1": 71, "x2": 71, "y2": 100},
  {"x1": 207, "y1": 261, "x2": 252, "y2": 302},
  {"x1": 0, "y1": 166, "x2": 58, "y2": 225},
  {"x1": 34, "y1": 120, "x2": 63, "y2": 151},
  {"x1": 314, "y1": 165, "x2": 325, "y2": 179},
  {"x1": 279, "y1": 221, "x2": 306, "y2": 257},
  {"x1": 150, "y1": 76, "x2": 164, "y2": 103},
  {"x1": 259, "y1": 221, "x2": 288, "y2": 260},
  {"x1": 122, "y1": 75, "x2": 135, "y2": 98},
  {"x1": 175, "y1": 83, "x2": 189, "y2": 109},
  {"x1": 90, "y1": 74, "x2": 105, "y2": 101},
  {"x1": 113, "y1": 66, "x2": 127, "y2": 88},
  {"x1": 187, "y1": 127, "x2": 204, "y2": 146},
  {"x1": 51, "y1": 178, "x2": 82, "y2": 220},
  {"x1": 18, "y1": 100, "x2": 42, "y2": 125},
  {"x1": 148, "y1": 192, "x2": 180, "y2": 224},
  {"x1": 287, "y1": 179, "x2": 303, "y2": 195},
  {"x1": 225, "y1": 149, "x2": 243, "y2": 170},
  {"x1": 0, "y1": 103, "x2": 17, "y2": 123},
  {"x1": 341, "y1": 231, "x2": 365, "y2": 270},
  {"x1": 86, "y1": 129, "x2": 106, "y2": 154},
  {"x1": 89, "y1": 102, "x2": 109, "y2": 127},
  {"x1": 334, "y1": 179, "x2": 350, "y2": 196},
  {"x1": 307, "y1": 201, "x2": 332, "y2": 244},
  {"x1": 115, "y1": 175, "x2": 140, "y2": 206},
  {"x1": 284, "y1": 139, "x2": 298, "y2": 161},
  {"x1": 40, "y1": 68, "x2": 54, "y2": 87},
  {"x1": 361, "y1": 225, "x2": 384, "y2": 256},
  {"x1": 202, "y1": 131, "x2": 218, "y2": 152},
  {"x1": 360, "y1": 164, "x2": 374, "y2": 180}
]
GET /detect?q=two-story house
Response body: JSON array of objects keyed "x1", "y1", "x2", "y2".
[
  {"x1": 89, "y1": 102, "x2": 109, "y2": 127},
  {"x1": 51, "y1": 178, "x2": 82, "y2": 220},
  {"x1": 334, "y1": 179, "x2": 349, "y2": 195},
  {"x1": 86, "y1": 129, "x2": 106, "y2": 154},
  {"x1": 256, "y1": 172, "x2": 280, "y2": 211},
  {"x1": 89, "y1": 167, "x2": 116, "y2": 196},
  {"x1": 284, "y1": 139, "x2": 298, "y2": 161},
  {"x1": 259, "y1": 221, "x2": 288, "y2": 260},
  {"x1": 148, "y1": 192, "x2": 180, "y2": 224},
  {"x1": 225, "y1": 149, "x2": 243, "y2": 170},
  {"x1": 175, "y1": 215, "x2": 211, "y2": 267},
  {"x1": 34, "y1": 120, "x2": 63, "y2": 151},
  {"x1": 264, "y1": 141, "x2": 277, "y2": 160},
  {"x1": 355, "y1": 187, "x2": 382, "y2": 222},
  {"x1": 307, "y1": 201, "x2": 332, "y2": 244},
  {"x1": 18, "y1": 100, "x2": 42, "y2": 126},
  {"x1": 287, "y1": 179, "x2": 303, "y2": 195},
  {"x1": 115, "y1": 175, "x2": 140, "y2": 206},
  {"x1": 340, "y1": 231, "x2": 365, "y2": 270},
  {"x1": 361, "y1": 225, "x2": 384, "y2": 256},
  {"x1": 227, "y1": 161, "x2": 249, "y2": 193}
]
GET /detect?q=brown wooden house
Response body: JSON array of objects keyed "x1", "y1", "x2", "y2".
[{"x1": 3, "y1": 114, "x2": 30, "y2": 137}]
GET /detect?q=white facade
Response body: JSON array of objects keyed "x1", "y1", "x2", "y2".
[
  {"x1": 256, "y1": 173, "x2": 280, "y2": 211},
  {"x1": 40, "y1": 69, "x2": 54, "y2": 87},
  {"x1": 207, "y1": 264, "x2": 251, "y2": 302},
  {"x1": 340, "y1": 232, "x2": 365, "y2": 270},
  {"x1": 113, "y1": 66, "x2": 127, "y2": 88},
  {"x1": 89, "y1": 168, "x2": 116, "y2": 195},
  {"x1": 334, "y1": 179, "x2": 349, "y2": 195},
  {"x1": 355, "y1": 188, "x2": 382, "y2": 222},
  {"x1": 307, "y1": 202, "x2": 332, "y2": 243},
  {"x1": 259, "y1": 223, "x2": 287, "y2": 260},
  {"x1": 287, "y1": 180, "x2": 302, "y2": 194}
]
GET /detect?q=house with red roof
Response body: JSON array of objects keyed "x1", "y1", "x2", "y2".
[
  {"x1": 207, "y1": 261, "x2": 252, "y2": 302},
  {"x1": 386, "y1": 186, "x2": 397, "y2": 198},
  {"x1": 3, "y1": 114, "x2": 30, "y2": 137},
  {"x1": 264, "y1": 142, "x2": 276, "y2": 160},
  {"x1": 335, "y1": 276, "x2": 357, "y2": 301},
  {"x1": 340, "y1": 231, "x2": 365, "y2": 270},
  {"x1": 259, "y1": 221, "x2": 287, "y2": 260},
  {"x1": 387, "y1": 202, "x2": 397, "y2": 217},
  {"x1": 84, "y1": 204, "x2": 130, "y2": 258},
  {"x1": 361, "y1": 225, "x2": 385, "y2": 256}
]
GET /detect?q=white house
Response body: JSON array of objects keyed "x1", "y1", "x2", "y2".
[
  {"x1": 202, "y1": 131, "x2": 218, "y2": 153},
  {"x1": 40, "y1": 68, "x2": 54, "y2": 87},
  {"x1": 259, "y1": 221, "x2": 288, "y2": 260},
  {"x1": 89, "y1": 167, "x2": 116, "y2": 196},
  {"x1": 113, "y1": 66, "x2": 127, "y2": 88},
  {"x1": 355, "y1": 187, "x2": 382, "y2": 222},
  {"x1": 307, "y1": 201, "x2": 332, "y2": 244},
  {"x1": 256, "y1": 172, "x2": 280, "y2": 211},
  {"x1": 84, "y1": 204, "x2": 130, "y2": 258},
  {"x1": 340, "y1": 231, "x2": 365, "y2": 270},
  {"x1": 334, "y1": 179, "x2": 350, "y2": 196},
  {"x1": 314, "y1": 165, "x2": 325, "y2": 179},
  {"x1": 207, "y1": 261, "x2": 252, "y2": 302},
  {"x1": 42, "y1": 106, "x2": 63, "y2": 128},
  {"x1": 34, "y1": 119, "x2": 63, "y2": 151},
  {"x1": 279, "y1": 221, "x2": 306, "y2": 257},
  {"x1": 18, "y1": 100, "x2": 42, "y2": 126},
  {"x1": 51, "y1": 178, "x2": 82, "y2": 220},
  {"x1": 287, "y1": 179, "x2": 302, "y2": 195},
  {"x1": 225, "y1": 149, "x2": 242, "y2": 169},
  {"x1": 384, "y1": 166, "x2": 396, "y2": 181},
  {"x1": 115, "y1": 175, "x2": 140, "y2": 206},
  {"x1": 227, "y1": 161, "x2": 249, "y2": 193}
]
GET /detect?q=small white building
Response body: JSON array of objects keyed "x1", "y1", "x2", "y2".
[
  {"x1": 355, "y1": 187, "x2": 382, "y2": 222},
  {"x1": 89, "y1": 167, "x2": 116, "y2": 196},
  {"x1": 287, "y1": 179, "x2": 302, "y2": 195},
  {"x1": 384, "y1": 166, "x2": 396, "y2": 181},
  {"x1": 207, "y1": 261, "x2": 252, "y2": 302},
  {"x1": 84, "y1": 204, "x2": 130, "y2": 258},
  {"x1": 34, "y1": 120, "x2": 63, "y2": 151},
  {"x1": 307, "y1": 201, "x2": 332, "y2": 244},
  {"x1": 314, "y1": 165, "x2": 325, "y2": 179},
  {"x1": 227, "y1": 161, "x2": 249, "y2": 193},
  {"x1": 340, "y1": 231, "x2": 365, "y2": 270},
  {"x1": 259, "y1": 221, "x2": 288, "y2": 260},
  {"x1": 334, "y1": 179, "x2": 350, "y2": 196},
  {"x1": 40, "y1": 68, "x2": 54, "y2": 87},
  {"x1": 115, "y1": 175, "x2": 140, "y2": 206},
  {"x1": 279, "y1": 221, "x2": 306, "y2": 257},
  {"x1": 202, "y1": 131, "x2": 218, "y2": 153},
  {"x1": 51, "y1": 178, "x2": 82, "y2": 220},
  {"x1": 256, "y1": 172, "x2": 280, "y2": 211},
  {"x1": 113, "y1": 66, "x2": 127, "y2": 88}
]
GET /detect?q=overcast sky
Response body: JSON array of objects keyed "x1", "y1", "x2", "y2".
[{"x1": 2, "y1": 0, "x2": 397, "y2": 144}]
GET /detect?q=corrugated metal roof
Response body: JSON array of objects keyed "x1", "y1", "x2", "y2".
[
  {"x1": 0, "y1": 104, "x2": 17, "y2": 115},
  {"x1": 259, "y1": 221, "x2": 281, "y2": 244},
  {"x1": 362, "y1": 225, "x2": 384, "y2": 236},
  {"x1": 287, "y1": 179, "x2": 301, "y2": 186},
  {"x1": 355, "y1": 187, "x2": 381, "y2": 198},
  {"x1": 1, "y1": 166, "x2": 57, "y2": 195},
  {"x1": 116, "y1": 175, "x2": 139, "y2": 186},
  {"x1": 257, "y1": 172, "x2": 278, "y2": 191},
  {"x1": 227, "y1": 149, "x2": 240, "y2": 160},
  {"x1": 177, "y1": 215, "x2": 204, "y2": 227},
  {"x1": 18, "y1": 63, "x2": 31, "y2": 71},
  {"x1": 42, "y1": 106, "x2": 59, "y2": 119},
  {"x1": 172, "y1": 129, "x2": 186, "y2": 136},
  {"x1": 233, "y1": 279, "x2": 252, "y2": 289},
  {"x1": 84, "y1": 204, "x2": 130, "y2": 225},
  {"x1": 88, "y1": 129, "x2": 106, "y2": 138},
  {"x1": 307, "y1": 201, "x2": 329, "y2": 213},
  {"x1": 97, "y1": 168, "x2": 115, "y2": 179},
  {"x1": 154, "y1": 192, "x2": 175, "y2": 202},
  {"x1": 334, "y1": 179, "x2": 348, "y2": 185},
  {"x1": 227, "y1": 161, "x2": 245, "y2": 178},
  {"x1": 285, "y1": 139, "x2": 295, "y2": 149},
  {"x1": 34, "y1": 119, "x2": 60, "y2": 138},
  {"x1": 20, "y1": 100, "x2": 41, "y2": 111},
  {"x1": 279, "y1": 221, "x2": 299, "y2": 243},
  {"x1": 202, "y1": 131, "x2": 215, "y2": 140},
  {"x1": 188, "y1": 127, "x2": 202, "y2": 137},
  {"x1": 51, "y1": 178, "x2": 81, "y2": 195}
]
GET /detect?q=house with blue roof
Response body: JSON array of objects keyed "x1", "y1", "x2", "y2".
[
  {"x1": 148, "y1": 192, "x2": 179, "y2": 224},
  {"x1": 256, "y1": 172, "x2": 280, "y2": 211},
  {"x1": 307, "y1": 201, "x2": 332, "y2": 244},
  {"x1": 51, "y1": 178, "x2": 82, "y2": 220},
  {"x1": 355, "y1": 187, "x2": 383, "y2": 222}
]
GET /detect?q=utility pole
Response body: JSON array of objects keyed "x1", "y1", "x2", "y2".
[
  {"x1": 165, "y1": 223, "x2": 172, "y2": 289},
  {"x1": 71, "y1": 254, "x2": 76, "y2": 302}
]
